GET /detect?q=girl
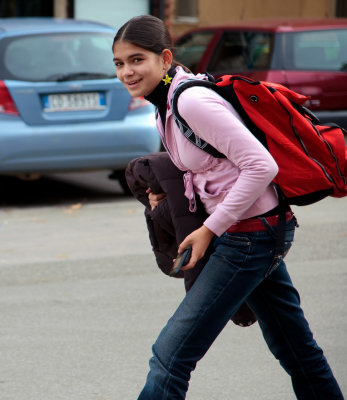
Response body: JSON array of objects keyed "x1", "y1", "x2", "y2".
[{"x1": 112, "y1": 15, "x2": 343, "y2": 400}]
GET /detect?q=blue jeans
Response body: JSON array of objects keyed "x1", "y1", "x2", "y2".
[{"x1": 138, "y1": 218, "x2": 343, "y2": 399}]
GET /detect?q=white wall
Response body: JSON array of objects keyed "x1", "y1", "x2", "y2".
[{"x1": 74, "y1": 0, "x2": 149, "y2": 30}]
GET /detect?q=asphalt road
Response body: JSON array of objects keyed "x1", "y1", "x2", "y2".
[{"x1": 0, "y1": 172, "x2": 346, "y2": 400}]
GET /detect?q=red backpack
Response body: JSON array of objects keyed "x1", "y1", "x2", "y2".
[{"x1": 171, "y1": 75, "x2": 347, "y2": 206}]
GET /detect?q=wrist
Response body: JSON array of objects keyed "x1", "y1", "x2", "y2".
[{"x1": 201, "y1": 224, "x2": 215, "y2": 239}]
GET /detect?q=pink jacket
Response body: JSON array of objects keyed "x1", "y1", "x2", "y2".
[{"x1": 157, "y1": 67, "x2": 279, "y2": 237}]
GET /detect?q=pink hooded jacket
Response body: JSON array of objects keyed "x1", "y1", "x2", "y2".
[{"x1": 157, "y1": 67, "x2": 279, "y2": 237}]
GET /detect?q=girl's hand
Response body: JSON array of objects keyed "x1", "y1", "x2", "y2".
[
  {"x1": 146, "y1": 187, "x2": 166, "y2": 210},
  {"x1": 177, "y1": 225, "x2": 215, "y2": 270}
]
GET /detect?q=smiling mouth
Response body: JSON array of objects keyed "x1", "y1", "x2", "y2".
[{"x1": 126, "y1": 78, "x2": 142, "y2": 87}]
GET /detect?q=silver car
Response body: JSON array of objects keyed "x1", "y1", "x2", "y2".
[{"x1": 0, "y1": 18, "x2": 161, "y2": 193}]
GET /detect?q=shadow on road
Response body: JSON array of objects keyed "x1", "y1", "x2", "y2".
[{"x1": 0, "y1": 171, "x2": 129, "y2": 208}]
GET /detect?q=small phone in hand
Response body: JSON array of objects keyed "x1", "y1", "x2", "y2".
[{"x1": 170, "y1": 246, "x2": 192, "y2": 276}]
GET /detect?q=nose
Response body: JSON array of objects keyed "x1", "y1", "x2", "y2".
[{"x1": 123, "y1": 63, "x2": 135, "y2": 77}]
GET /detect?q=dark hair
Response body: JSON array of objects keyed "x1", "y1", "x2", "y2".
[{"x1": 113, "y1": 15, "x2": 190, "y2": 72}]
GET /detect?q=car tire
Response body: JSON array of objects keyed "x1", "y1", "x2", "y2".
[{"x1": 108, "y1": 170, "x2": 132, "y2": 196}]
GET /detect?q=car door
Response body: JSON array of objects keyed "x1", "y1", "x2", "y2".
[{"x1": 204, "y1": 29, "x2": 278, "y2": 80}]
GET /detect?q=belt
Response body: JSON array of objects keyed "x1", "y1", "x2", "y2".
[{"x1": 226, "y1": 211, "x2": 293, "y2": 233}]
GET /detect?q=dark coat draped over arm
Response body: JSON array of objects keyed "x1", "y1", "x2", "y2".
[{"x1": 125, "y1": 152, "x2": 257, "y2": 327}]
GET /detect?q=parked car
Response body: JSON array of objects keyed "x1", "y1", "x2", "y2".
[
  {"x1": 174, "y1": 18, "x2": 347, "y2": 128},
  {"x1": 0, "y1": 18, "x2": 160, "y2": 193}
]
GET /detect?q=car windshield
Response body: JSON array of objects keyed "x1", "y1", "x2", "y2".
[
  {"x1": 174, "y1": 31, "x2": 214, "y2": 71},
  {"x1": 0, "y1": 32, "x2": 116, "y2": 81},
  {"x1": 283, "y1": 29, "x2": 347, "y2": 71}
]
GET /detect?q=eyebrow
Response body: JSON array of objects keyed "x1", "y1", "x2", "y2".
[{"x1": 113, "y1": 52, "x2": 145, "y2": 62}]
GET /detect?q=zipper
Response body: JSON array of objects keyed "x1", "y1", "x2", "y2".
[{"x1": 280, "y1": 102, "x2": 335, "y2": 184}]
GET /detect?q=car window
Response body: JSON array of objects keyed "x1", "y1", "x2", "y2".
[
  {"x1": 174, "y1": 31, "x2": 214, "y2": 71},
  {"x1": 0, "y1": 32, "x2": 116, "y2": 81},
  {"x1": 284, "y1": 29, "x2": 347, "y2": 71},
  {"x1": 207, "y1": 31, "x2": 274, "y2": 74}
]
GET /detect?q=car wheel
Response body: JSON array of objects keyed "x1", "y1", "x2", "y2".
[{"x1": 108, "y1": 170, "x2": 132, "y2": 196}]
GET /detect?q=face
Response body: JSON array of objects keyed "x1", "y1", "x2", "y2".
[{"x1": 113, "y1": 40, "x2": 172, "y2": 97}]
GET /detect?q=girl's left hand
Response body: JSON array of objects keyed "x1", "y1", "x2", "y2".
[{"x1": 177, "y1": 225, "x2": 215, "y2": 270}]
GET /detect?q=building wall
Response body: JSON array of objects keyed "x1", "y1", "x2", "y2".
[
  {"x1": 74, "y1": 0, "x2": 148, "y2": 29},
  {"x1": 171, "y1": 0, "x2": 337, "y2": 37},
  {"x1": 199, "y1": 0, "x2": 336, "y2": 25},
  {"x1": 53, "y1": 0, "x2": 148, "y2": 29},
  {"x1": 52, "y1": 0, "x2": 339, "y2": 37},
  {"x1": 54, "y1": 0, "x2": 68, "y2": 18}
]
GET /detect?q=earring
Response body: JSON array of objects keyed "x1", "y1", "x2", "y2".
[{"x1": 162, "y1": 74, "x2": 172, "y2": 85}]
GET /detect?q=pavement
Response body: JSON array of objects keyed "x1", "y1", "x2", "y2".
[{"x1": 0, "y1": 196, "x2": 346, "y2": 399}]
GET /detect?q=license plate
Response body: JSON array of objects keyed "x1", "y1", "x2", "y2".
[{"x1": 43, "y1": 92, "x2": 106, "y2": 112}]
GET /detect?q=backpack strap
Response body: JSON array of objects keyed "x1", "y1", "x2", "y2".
[{"x1": 171, "y1": 79, "x2": 226, "y2": 159}]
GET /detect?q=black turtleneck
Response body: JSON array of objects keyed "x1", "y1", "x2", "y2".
[{"x1": 145, "y1": 66, "x2": 176, "y2": 128}]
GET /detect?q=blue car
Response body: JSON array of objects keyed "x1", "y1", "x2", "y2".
[{"x1": 0, "y1": 18, "x2": 161, "y2": 193}]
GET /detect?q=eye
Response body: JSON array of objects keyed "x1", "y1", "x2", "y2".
[
  {"x1": 133, "y1": 57, "x2": 143, "y2": 63},
  {"x1": 114, "y1": 61, "x2": 123, "y2": 67}
]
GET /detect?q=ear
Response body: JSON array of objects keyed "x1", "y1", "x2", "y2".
[{"x1": 161, "y1": 49, "x2": 173, "y2": 69}]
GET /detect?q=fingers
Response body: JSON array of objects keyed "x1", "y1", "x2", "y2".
[
  {"x1": 177, "y1": 225, "x2": 215, "y2": 271},
  {"x1": 177, "y1": 240, "x2": 198, "y2": 271},
  {"x1": 150, "y1": 192, "x2": 166, "y2": 201},
  {"x1": 146, "y1": 187, "x2": 166, "y2": 210}
]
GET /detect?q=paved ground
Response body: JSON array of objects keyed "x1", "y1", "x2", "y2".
[{"x1": 0, "y1": 195, "x2": 346, "y2": 400}]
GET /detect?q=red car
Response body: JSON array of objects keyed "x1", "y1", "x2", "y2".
[{"x1": 174, "y1": 18, "x2": 347, "y2": 128}]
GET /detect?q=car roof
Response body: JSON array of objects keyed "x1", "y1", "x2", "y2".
[
  {"x1": 0, "y1": 17, "x2": 115, "y2": 35},
  {"x1": 183, "y1": 18, "x2": 347, "y2": 34}
]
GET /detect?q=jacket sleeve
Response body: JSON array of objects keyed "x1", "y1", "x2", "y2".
[
  {"x1": 144, "y1": 203, "x2": 182, "y2": 277},
  {"x1": 125, "y1": 155, "x2": 181, "y2": 277}
]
